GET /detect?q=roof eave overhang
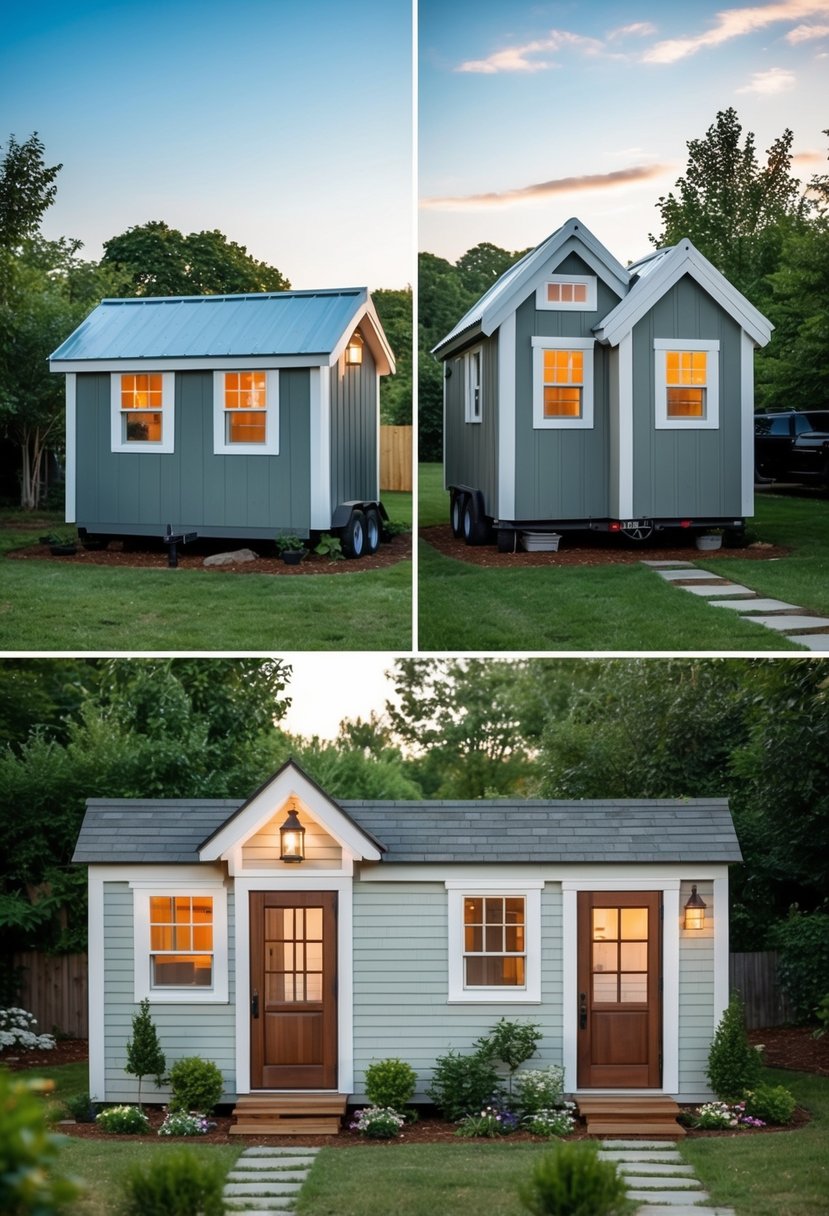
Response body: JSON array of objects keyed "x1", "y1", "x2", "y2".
[{"x1": 328, "y1": 293, "x2": 396, "y2": 376}]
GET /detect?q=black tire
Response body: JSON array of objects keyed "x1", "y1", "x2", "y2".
[
  {"x1": 365, "y1": 507, "x2": 381, "y2": 554},
  {"x1": 621, "y1": 522, "x2": 654, "y2": 544},
  {"x1": 450, "y1": 491, "x2": 466, "y2": 538},
  {"x1": 497, "y1": 529, "x2": 516, "y2": 553},
  {"x1": 341, "y1": 509, "x2": 367, "y2": 558},
  {"x1": 462, "y1": 494, "x2": 488, "y2": 546}
]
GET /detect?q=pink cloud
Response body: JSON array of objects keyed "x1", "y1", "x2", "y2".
[
  {"x1": 420, "y1": 164, "x2": 672, "y2": 211},
  {"x1": 643, "y1": 1, "x2": 829, "y2": 64},
  {"x1": 455, "y1": 29, "x2": 605, "y2": 73}
]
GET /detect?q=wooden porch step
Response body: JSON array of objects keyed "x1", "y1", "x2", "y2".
[
  {"x1": 577, "y1": 1096, "x2": 685, "y2": 1138},
  {"x1": 230, "y1": 1093, "x2": 347, "y2": 1136}
]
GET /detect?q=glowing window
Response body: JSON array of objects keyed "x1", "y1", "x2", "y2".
[
  {"x1": 111, "y1": 372, "x2": 175, "y2": 452},
  {"x1": 532, "y1": 338, "x2": 595, "y2": 429},
  {"x1": 149, "y1": 895, "x2": 213, "y2": 988},
  {"x1": 655, "y1": 340, "x2": 719, "y2": 430},
  {"x1": 463, "y1": 896, "x2": 526, "y2": 987},
  {"x1": 665, "y1": 351, "x2": 707, "y2": 418},
  {"x1": 213, "y1": 370, "x2": 279, "y2": 455},
  {"x1": 536, "y1": 274, "x2": 597, "y2": 311},
  {"x1": 542, "y1": 349, "x2": 584, "y2": 418}
]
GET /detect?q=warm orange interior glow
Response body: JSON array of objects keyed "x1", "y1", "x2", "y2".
[
  {"x1": 225, "y1": 371, "x2": 266, "y2": 410},
  {"x1": 547, "y1": 281, "x2": 588, "y2": 303},
  {"x1": 542, "y1": 349, "x2": 583, "y2": 417},
  {"x1": 150, "y1": 895, "x2": 213, "y2": 984},
  {"x1": 666, "y1": 351, "x2": 706, "y2": 417}
]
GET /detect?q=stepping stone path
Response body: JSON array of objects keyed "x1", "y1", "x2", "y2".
[
  {"x1": 223, "y1": 1146, "x2": 319, "y2": 1215},
  {"x1": 642, "y1": 560, "x2": 829, "y2": 650},
  {"x1": 599, "y1": 1140, "x2": 735, "y2": 1216}
]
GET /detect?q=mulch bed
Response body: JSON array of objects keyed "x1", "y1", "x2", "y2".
[
  {"x1": 749, "y1": 1025, "x2": 829, "y2": 1077},
  {"x1": 5, "y1": 531, "x2": 411, "y2": 575},
  {"x1": 421, "y1": 525, "x2": 790, "y2": 569}
]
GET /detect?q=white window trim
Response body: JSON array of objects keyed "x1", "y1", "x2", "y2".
[
  {"x1": 464, "y1": 347, "x2": 483, "y2": 424},
  {"x1": 130, "y1": 880, "x2": 228, "y2": 1003},
  {"x1": 654, "y1": 339, "x2": 720, "y2": 431},
  {"x1": 110, "y1": 372, "x2": 175, "y2": 454},
  {"x1": 535, "y1": 273, "x2": 597, "y2": 312},
  {"x1": 531, "y1": 336, "x2": 595, "y2": 430},
  {"x1": 446, "y1": 880, "x2": 542, "y2": 1003},
  {"x1": 213, "y1": 369, "x2": 280, "y2": 455}
]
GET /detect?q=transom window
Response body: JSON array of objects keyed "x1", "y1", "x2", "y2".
[
  {"x1": 536, "y1": 273, "x2": 597, "y2": 312},
  {"x1": 655, "y1": 339, "x2": 719, "y2": 430},
  {"x1": 532, "y1": 337, "x2": 595, "y2": 430},
  {"x1": 213, "y1": 370, "x2": 279, "y2": 455},
  {"x1": 464, "y1": 896, "x2": 525, "y2": 987},
  {"x1": 547, "y1": 281, "x2": 587, "y2": 304},
  {"x1": 110, "y1": 372, "x2": 175, "y2": 453},
  {"x1": 150, "y1": 895, "x2": 213, "y2": 988},
  {"x1": 592, "y1": 905, "x2": 648, "y2": 1004}
]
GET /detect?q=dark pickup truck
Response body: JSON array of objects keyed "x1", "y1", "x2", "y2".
[{"x1": 754, "y1": 411, "x2": 829, "y2": 486}]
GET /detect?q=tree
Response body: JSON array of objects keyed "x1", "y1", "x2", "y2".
[
  {"x1": 125, "y1": 999, "x2": 166, "y2": 1107},
  {"x1": 373, "y1": 287, "x2": 412, "y2": 425},
  {"x1": 0, "y1": 133, "x2": 61, "y2": 253},
  {"x1": 101, "y1": 220, "x2": 290, "y2": 296}
]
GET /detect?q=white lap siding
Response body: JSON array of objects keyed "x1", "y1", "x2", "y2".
[
  {"x1": 351, "y1": 881, "x2": 564, "y2": 1103},
  {"x1": 101, "y1": 882, "x2": 236, "y2": 1103}
]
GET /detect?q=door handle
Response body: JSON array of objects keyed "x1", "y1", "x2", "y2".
[
  {"x1": 251, "y1": 989, "x2": 259, "y2": 1018},
  {"x1": 579, "y1": 992, "x2": 588, "y2": 1030}
]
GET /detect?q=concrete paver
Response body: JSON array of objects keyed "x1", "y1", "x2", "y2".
[
  {"x1": 707, "y1": 596, "x2": 800, "y2": 612},
  {"x1": 656, "y1": 568, "x2": 724, "y2": 581},
  {"x1": 792, "y1": 633, "x2": 829, "y2": 651},
  {"x1": 745, "y1": 613, "x2": 829, "y2": 631},
  {"x1": 677, "y1": 583, "x2": 756, "y2": 596}
]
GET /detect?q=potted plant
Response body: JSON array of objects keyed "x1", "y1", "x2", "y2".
[
  {"x1": 276, "y1": 534, "x2": 307, "y2": 565},
  {"x1": 695, "y1": 528, "x2": 724, "y2": 551}
]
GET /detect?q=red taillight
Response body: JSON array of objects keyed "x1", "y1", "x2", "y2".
[
  {"x1": 680, "y1": 519, "x2": 692, "y2": 528},
  {"x1": 609, "y1": 521, "x2": 621, "y2": 532}
]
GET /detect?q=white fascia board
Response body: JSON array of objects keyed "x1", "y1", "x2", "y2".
[
  {"x1": 199, "y1": 766, "x2": 382, "y2": 863},
  {"x1": 327, "y1": 295, "x2": 395, "y2": 376},
  {"x1": 49, "y1": 355, "x2": 328, "y2": 373},
  {"x1": 65, "y1": 374, "x2": 76, "y2": 523}
]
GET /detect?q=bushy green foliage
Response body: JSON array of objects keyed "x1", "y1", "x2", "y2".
[
  {"x1": 95, "y1": 1104, "x2": 150, "y2": 1134},
  {"x1": 745, "y1": 1083, "x2": 797, "y2": 1125},
  {"x1": 158, "y1": 1111, "x2": 215, "y2": 1136},
  {"x1": 349, "y1": 1106, "x2": 405, "y2": 1139},
  {"x1": 455, "y1": 1103, "x2": 519, "y2": 1137},
  {"x1": 706, "y1": 993, "x2": 762, "y2": 1101},
  {"x1": 814, "y1": 993, "x2": 829, "y2": 1038},
  {"x1": 475, "y1": 1018, "x2": 543, "y2": 1087},
  {"x1": 168, "y1": 1056, "x2": 224, "y2": 1114},
  {"x1": 426, "y1": 1049, "x2": 501, "y2": 1121},
  {"x1": 518, "y1": 1142, "x2": 634, "y2": 1216},
  {"x1": 63, "y1": 1091, "x2": 99, "y2": 1123},
  {"x1": 773, "y1": 912, "x2": 829, "y2": 1021},
  {"x1": 522, "y1": 1106, "x2": 577, "y2": 1138},
  {"x1": 364, "y1": 1058, "x2": 417, "y2": 1110},
  {"x1": 120, "y1": 1148, "x2": 226, "y2": 1216},
  {"x1": 0, "y1": 1071, "x2": 80, "y2": 1213},
  {"x1": 515, "y1": 1067, "x2": 567, "y2": 1115},
  {"x1": 124, "y1": 999, "x2": 166, "y2": 1106}
]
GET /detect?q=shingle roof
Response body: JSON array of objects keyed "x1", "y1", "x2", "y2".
[{"x1": 72, "y1": 797, "x2": 741, "y2": 865}]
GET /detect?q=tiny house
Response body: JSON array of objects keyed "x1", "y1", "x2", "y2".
[
  {"x1": 49, "y1": 289, "x2": 395, "y2": 557},
  {"x1": 73, "y1": 760, "x2": 739, "y2": 1126},
  {"x1": 433, "y1": 218, "x2": 772, "y2": 548}
]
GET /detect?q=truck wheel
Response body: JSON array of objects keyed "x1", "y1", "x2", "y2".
[
  {"x1": 450, "y1": 491, "x2": 466, "y2": 538},
  {"x1": 462, "y1": 494, "x2": 488, "y2": 546},
  {"x1": 341, "y1": 509, "x2": 366, "y2": 558},
  {"x1": 365, "y1": 507, "x2": 381, "y2": 554}
]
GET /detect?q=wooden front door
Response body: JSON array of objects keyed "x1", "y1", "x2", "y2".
[
  {"x1": 250, "y1": 891, "x2": 337, "y2": 1089},
  {"x1": 577, "y1": 891, "x2": 661, "y2": 1088}
]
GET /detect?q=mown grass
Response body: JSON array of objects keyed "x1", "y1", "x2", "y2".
[
  {"x1": 0, "y1": 497, "x2": 412, "y2": 651},
  {"x1": 418, "y1": 465, "x2": 825, "y2": 651}
]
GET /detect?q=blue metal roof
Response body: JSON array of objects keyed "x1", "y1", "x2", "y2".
[{"x1": 50, "y1": 288, "x2": 369, "y2": 362}]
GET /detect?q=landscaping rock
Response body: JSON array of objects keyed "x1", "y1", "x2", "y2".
[{"x1": 203, "y1": 548, "x2": 259, "y2": 567}]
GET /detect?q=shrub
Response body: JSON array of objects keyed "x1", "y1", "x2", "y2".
[
  {"x1": 745, "y1": 1083, "x2": 797, "y2": 1125},
  {"x1": 314, "y1": 533, "x2": 343, "y2": 559},
  {"x1": 456, "y1": 1103, "x2": 519, "y2": 1137},
  {"x1": 773, "y1": 912, "x2": 829, "y2": 1022},
  {"x1": 523, "y1": 1105, "x2": 577, "y2": 1138},
  {"x1": 476, "y1": 1018, "x2": 543, "y2": 1091},
  {"x1": 158, "y1": 1110, "x2": 216, "y2": 1136},
  {"x1": 120, "y1": 1148, "x2": 226, "y2": 1216},
  {"x1": 814, "y1": 993, "x2": 829, "y2": 1039},
  {"x1": 95, "y1": 1104, "x2": 150, "y2": 1134},
  {"x1": 168, "y1": 1057, "x2": 224, "y2": 1114},
  {"x1": 426, "y1": 1049, "x2": 501, "y2": 1121},
  {"x1": 0, "y1": 1072, "x2": 80, "y2": 1214},
  {"x1": 519, "y1": 1141, "x2": 634, "y2": 1216},
  {"x1": 515, "y1": 1066, "x2": 566, "y2": 1115},
  {"x1": 0, "y1": 1006, "x2": 56, "y2": 1053},
  {"x1": 706, "y1": 993, "x2": 762, "y2": 1101},
  {"x1": 365, "y1": 1058, "x2": 417, "y2": 1110},
  {"x1": 63, "y1": 1092, "x2": 100, "y2": 1123},
  {"x1": 691, "y1": 1100, "x2": 764, "y2": 1130},
  {"x1": 124, "y1": 998, "x2": 166, "y2": 1107},
  {"x1": 349, "y1": 1106, "x2": 405, "y2": 1139}
]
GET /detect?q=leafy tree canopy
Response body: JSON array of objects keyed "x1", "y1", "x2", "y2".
[
  {"x1": 373, "y1": 286, "x2": 412, "y2": 425},
  {"x1": 0, "y1": 133, "x2": 61, "y2": 251}
]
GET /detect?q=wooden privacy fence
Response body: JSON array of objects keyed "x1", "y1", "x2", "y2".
[
  {"x1": 380, "y1": 425, "x2": 412, "y2": 492},
  {"x1": 12, "y1": 952, "x2": 88, "y2": 1039},
  {"x1": 729, "y1": 950, "x2": 794, "y2": 1029}
]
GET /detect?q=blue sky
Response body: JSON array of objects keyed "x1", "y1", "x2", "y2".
[
  {"x1": 1, "y1": 0, "x2": 412, "y2": 290},
  {"x1": 419, "y1": 0, "x2": 829, "y2": 266}
]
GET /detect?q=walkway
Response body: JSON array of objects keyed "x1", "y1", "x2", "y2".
[
  {"x1": 643, "y1": 560, "x2": 829, "y2": 650},
  {"x1": 223, "y1": 1146, "x2": 319, "y2": 1215},
  {"x1": 600, "y1": 1139, "x2": 734, "y2": 1215}
]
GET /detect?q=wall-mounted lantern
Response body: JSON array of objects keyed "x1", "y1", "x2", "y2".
[
  {"x1": 279, "y1": 800, "x2": 305, "y2": 863},
  {"x1": 345, "y1": 332, "x2": 364, "y2": 366},
  {"x1": 684, "y1": 884, "x2": 707, "y2": 931}
]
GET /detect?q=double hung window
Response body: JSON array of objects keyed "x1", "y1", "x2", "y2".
[
  {"x1": 213, "y1": 370, "x2": 279, "y2": 454},
  {"x1": 655, "y1": 339, "x2": 719, "y2": 429},
  {"x1": 532, "y1": 337, "x2": 595, "y2": 429},
  {"x1": 110, "y1": 372, "x2": 175, "y2": 453}
]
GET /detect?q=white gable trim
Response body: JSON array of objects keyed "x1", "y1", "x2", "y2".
[
  {"x1": 328, "y1": 298, "x2": 396, "y2": 376},
  {"x1": 198, "y1": 764, "x2": 382, "y2": 865}
]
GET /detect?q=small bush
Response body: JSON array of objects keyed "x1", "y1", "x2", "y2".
[
  {"x1": 519, "y1": 1142, "x2": 634, "y2": 1216},
  {"x1": 349, "y1": 1106, "x2": 405, "y2": 1139},
  {"x1": 0, "y1": 1072, "x2": 80, "y2": 1214},
  {"x1": 158, "y1": 1110, "x2": 216, "y2": 1136},
  {"x1": 691, "y1": 1100, "x2": 764, "y2": 1130},
  {"x1": 0, "y1": 1006, "x2": 56, "y2": 1053},
  {"x1": 745, "y1": 1083, "x2": 797, "y2": 1125},
  {"x1": 426, "y1": 1049, "x2": 501, "y2": 1121},
  {"x1": 120, "y1": 1148, "x2": 226, "y2": 1216},
  {"x1": 706, "y1": 993, "x2": 762, "y2": 1101},
  {"x1": 456, "y1": 1103, "x2": 519, "y2": 1137},
  {"x1": 522, "y1": 1105, "x2": 577, "y2": 1138},
  {"x1": 365, "y1": 1058, "x2": 417, "y2": 1110},
  {"x1": 124, "y1": 998, "x2": 166, "y2": 1106},
  {"x1": 168, "y1": 1057, "x2": 224, "y2": 1114},
  {"x1": 63, "y1": 1092, "x2": 100, "y2": 1123},
  {"x1": 515, "y1": 1066, "x2": 566, "y2": 1115},
  {"x1": 95, "y1": 1105, "x2": 150, "y2": 1134},
  {"x1": 475, "y1": 1018, "x2": 543, "y2": 1090}
]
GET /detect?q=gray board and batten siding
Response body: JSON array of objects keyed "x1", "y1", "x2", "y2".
[
  {"x1": 329, "y1": 336, "x2": 379, "y2": 512},
  {"x1": 443, "y1": 334, "x2": 499, "y2": 514}
]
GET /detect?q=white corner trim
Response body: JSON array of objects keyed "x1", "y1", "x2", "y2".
[
  {"x1": 531, "y1": 336, "x2": 595, "y2": 430},
  {"x1": 131, "y1": 882, "x2": 229, "y2": 1004},
  {"x1": 446, "y1": 885, "x2": 542, "y2": 1004},
  {"x1": 617, "y1": 333, "x2": 634, "y2": 519},
  {"x1": 309, "y1": 367, "x2": 332, "y2": 530},
  {"x1": 110, "y1": 371, "x2": 175, "y2": 453},
  {"x1": 654, "y1": 339, "x2": 720, "y2": 431},
  {"x1": 741, "y1": 332, "x2": 755, "y2": 517},
  {"x1": 87, "y1": 870, "x2": 106, "y2": 1100},
  {"x1": 212, "y1": 370, "x2": 279, "y2": 456},
  {"x1": 562, "y1": 888, "x2": 578, "y2": 1091},
  {"x1": 497, "y1": 313, "x2": 516, "y2": 521},
  {"x1": 65, "y1": 374, "x2": 76, "y2": 523},
  {"x1": 662, "y1": 887, "x2": 680, "y2": 1094},
  {"x1": 713, "y1": 875, "x2": 730, "y2": 1027}
]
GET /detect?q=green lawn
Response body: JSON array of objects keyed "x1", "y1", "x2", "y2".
[
  {"x1": 418, "y1": 465, "x2": 828, "y2": 651},
  {"x1": 0, "y1": 498, "x2": 412, "y2": 651}
]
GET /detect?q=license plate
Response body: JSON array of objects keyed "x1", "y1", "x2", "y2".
[{"x1": 621, "y1": 519, "x2": 652, "y2": 529}]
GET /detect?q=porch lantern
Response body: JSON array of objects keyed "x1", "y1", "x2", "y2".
[
  {"x1": 684, "y1": 884, "x2": 707, "y2": 931},
  {"x1": 345, "y1": 332, "x2": 364, "y2": 366},
  {"x1": 279, "y1": 802, "x2": 305, "y2": 863}
]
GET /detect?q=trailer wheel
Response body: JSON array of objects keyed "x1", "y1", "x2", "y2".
[
  {"x1": 621, "y1": 522, "x2": 654, "y2": 544},
  {"x1": 497, "y1": 529, "x2": 517, "y2": 553},
  {"x1": 462, "y1": 494, "x2": 488, "y2": 546},
  {"x1": 365, "y1": 507, "x2": 381, "y2": 554},
  {"x1": 341, "y1": 508, "x2": 367, "y2": 558},
  {"x1": 450, "y1": 491, "x2": 466, "y2": 538}
]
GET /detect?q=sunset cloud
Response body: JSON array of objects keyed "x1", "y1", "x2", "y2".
[
  {"x1": 455, "y1": 29, "x2": 604, "y2": 72},
  {"x1": 607, "y1": 22, "x2": 657, "y2": 39},
  {"x1": 785, "y1": 20, "x2": 829, "y2": 38},
  {"x1": 643, "y1": 1, "x2": 829, "y2": 64},
  {"x1": 736, "y1": 65, "x2": 797, "y2": 91},
  {"x1": 420, "y1": 164, "x2": 672, "y2": 211}
]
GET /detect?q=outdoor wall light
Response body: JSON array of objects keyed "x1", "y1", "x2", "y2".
[
  {"x1": 345, "y1": 332, "x2": 364, "y2": 366},
  {"x1": 279, "y1": 801, "x2": 306, "y2": 863},
  {"x1": 684, "y1": 884, "x2": 707, "y2": 930}
]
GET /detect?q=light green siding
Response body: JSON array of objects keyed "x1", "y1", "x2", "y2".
[
  {"x1": 351, "y1": 881, "x2": 563, "y2": 1103},
  {"x1": 443, "y1": 335, "x2": 499, "y2": 515},
  {"x1": 75, "y1": 370, "x2": 312, "y2": 539},
  {"x1": 678, "y1": 879, "x2": 715, "y2": 1096},
  {"x1": 631, "y1": 279, "x2": 744, "y2": 518},
  {"x1": 329, "y1": 341, "x2": 380, "y2": 508},
  {"x1": 101, "y1": 882, "x2": 236, "y2": 1103}
]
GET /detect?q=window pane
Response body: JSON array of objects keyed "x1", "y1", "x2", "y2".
[
  {"x1": 305, "y1": 908, "x2": 323, "y2": 938},
  {"x1": 305, "y1": 973, "x2": 322, "y2": 1001},
  {"x1": 125, "y1": 412, "x2": 162, "y2": 442},
  {"x1": 153, "y1": 954, "x2": 212, "y2": 987},
  {"x1": 193, "y1": 925, "x2": 212, "y2": 950},
  {"x1": 593, "y1": 942, "x2": 618, "y2": 973},
  {"x1": 485, "y1": 898, "x2": 503, "y2": 924},
  {"x1": 150, "y1": 896, "x2": 172, "y2": 922},
  {"x1": 466, "y1": 956, "x2": 524, "y2": 986},
  {"x1": 173, "y1": 926, "x2": 191, "y2": 950},
  {"x1": 227, "y1": 411, "x2": 266, "y2": 443},
  {"x1": 547, "y1": 283, "x2": 561, "y2": 301},
  {"x1": 593, "y1": 909, "x2": 618, "y2": 940},
  {"x1": 465, "y1": 925, "x2": 483, "y2": 951},
  {"x1": 573, "y1": 283, "x2": 587, "y2": 302},
  {"x1": 667, "y1": 388, "x2": 705, "y2": 418},
  {"x1": 485, "y1": 925, "x2": 503, "y2": 952},
  {"x1": 192, "y1": 899, "x2": 212, "y2": 923},
  {"x1": 621, "y1": 907, "x2": 648, "y2": 939},
  {"x1": 305, "y1": 941, "x2": 322, "y2": 971},
  {"x1": 504, "y1": 925, "x2": 524, "y2": 952},
  {"x1": 544, "y1": 387, "x2": 582, "y2": 418},
  {"x1": 621, "y1": 974, "x2": 648, "y2": 1002},
  {"x1": 150, "y1": 926, "x2": 172, "y2": 950},
  {"x1": 621, "y1": 941, "x2": 647, "y2": 971},
  {"x1": 464, "y1": 898, "x2": 482, "y2": 924},
  {"x1": 505, "y1": 898, "x2": 524, "y2": 923},
  {"x1": 593, "y1": 973, "x2": 617, "y2": 1002}
]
